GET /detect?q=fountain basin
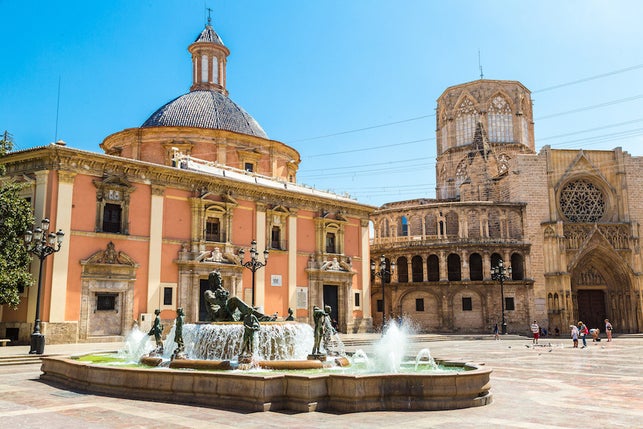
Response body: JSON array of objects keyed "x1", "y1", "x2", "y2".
[{"x1": 40, "y1": 356, "x2": 492, "y2": 413}]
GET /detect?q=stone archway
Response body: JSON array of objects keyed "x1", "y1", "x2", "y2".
[
  {"x1": 569, "y1": 244, "x2": 638, "y2": 333},
  {"x1": 395, "y1": 288, "x2": 441, "y2": 332}
]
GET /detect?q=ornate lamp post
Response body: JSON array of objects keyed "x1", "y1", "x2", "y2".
[
  {"x1": 491, "y1": 259, "x2": 512, "y2": 335},
  {"x1": 23, "y1": 218, "x2": 65, "y2": 354},
  {"x1": 371, "y1": 255, "x2": 395, "y2": 332},
  {"x1": 238, "y1": 240, "x2": 269, "y2": 307}
]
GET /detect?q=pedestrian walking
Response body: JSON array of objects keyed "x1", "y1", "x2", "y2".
[
  {"x1": 605, "y1": 319, "x2": 613, "y2": 342},
  {"x1": 494, "y1": 323, "x2": 499, "y2": 340},
  {"x1": 570, "y1": 324, "x2": 579, "y2": 348},
  {"x1": 578, "y1": 321, "x2": 588, "y2": 348},
  {"x1": 530, "y1": 320, "x2": 540, "y2": 344}
]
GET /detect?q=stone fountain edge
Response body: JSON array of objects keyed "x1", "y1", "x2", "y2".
[{"x1": 39, "y1": 356, "x2": 493, "y2": 413}]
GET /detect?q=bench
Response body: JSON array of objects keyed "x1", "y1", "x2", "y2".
[{"x1": 0, "y1": 339, "x2": 10, "y2": 347}]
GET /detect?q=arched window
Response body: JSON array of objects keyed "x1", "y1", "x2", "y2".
[
  {"x1": 447, "y1": 253, "x2": 461, "y2": 281},
  {"x1": 488, "y1": 209, "x2": 501, "y2": 239},
  {"x1": 487, "y1": 95, "x2": 513, "y2": 142},
  {"x1": 469, "y1": 253, "x2": 483, "y2": 281},
  {"x1": 380, "y1": 219, "x2": 390, "y2": 238},
  {"x1": 410, "y1": 216, "x2": 422, "y2": 236},
  {"x1": 511, "y1": 253, "x2": 524, "y2": 280},
  {"x1": 399, "y1": 216, "x2": 409, "y2": 236},
  {"x1": 325, "y1": 232, "x2": 336, "y2": 253},
  {"x1": 455, "y1": 97, "x2": 478, "y2": 146},
  {"x1": 425, "y1": 213, "x2": 437, "y2": 236},
  {"x1": 383, "y1": 258, "x2": 392, "y2": 283},
  {"x1": 396, "y1": 257, "x2": 408, "y2": 283},
  {"x1": 467, "y1": 210, "x2": 480, "y2": 238},
  {"x1": 490, "y1": 253, "x2": 503, "y2": 271},
  {"x1": 412, "y1": 256, "x2": 424, "y2": 282},
  {"x1": 427, "y1": 255, "x2": 440, "y2": 281},
  {"x1": 445, "y1": 211, "x2": 459, "y2": 238}
]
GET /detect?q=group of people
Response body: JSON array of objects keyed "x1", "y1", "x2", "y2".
[
  {"x1": 525, "y1": 319, "x2": 614, "y2": 348},
  {"x1": 570, "y1": 319, "x2": 613, "y2": 348}
]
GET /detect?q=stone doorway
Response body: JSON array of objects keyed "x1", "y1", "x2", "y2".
[
  {"x1": 323, "y1": 284, "x2": 339, "y2": 328},
  {"x1": 576, "y1": 289, "x2": 606, "y2": 331},
  {"x1": 79, "y1": 243, "x2": 138, "y2": 341}
]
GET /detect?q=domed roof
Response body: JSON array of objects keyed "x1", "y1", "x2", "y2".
[{"x1": 141, "y1": 90, "x2": 268, "y2": 138}]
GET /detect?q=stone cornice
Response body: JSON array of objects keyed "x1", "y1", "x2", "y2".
[{"x1": 2, "y1": 145, "x2": 374, "y2": 218}]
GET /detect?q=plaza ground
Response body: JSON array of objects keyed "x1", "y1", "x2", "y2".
[{"x1": 0, "y1": 333, "x2": 641, "y2": 428}]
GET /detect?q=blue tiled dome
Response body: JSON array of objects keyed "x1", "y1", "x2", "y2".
[{"x1": 142, "y1": 90, "x2": 268, "y2": 138}]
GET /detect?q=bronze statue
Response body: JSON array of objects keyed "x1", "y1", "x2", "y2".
[
  {"x1": 322, "y1": 305, "x2": 336, "y2": 353},
  {"x1": 285, "y1": 307, "x2": 294, "y2": 321},
  {"x1": 148, "y1": 309, "x2": 164, "y2": 354},
  {"x1": 203, "y1": 269, "x2": 277, "y2": 322},
  {"x1": 239, "y1": 306, "x2": 260, "y2": 357},
  {"x1": 172, "y1": 308, "x2": 186, "y2": 360},
  {"x1": 312, "y1": 305, "x2": 329, "y2": 355}
]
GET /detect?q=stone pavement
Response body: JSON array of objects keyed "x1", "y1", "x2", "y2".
[{"x1": 0, "y1": 334, "x2": 642, "y2": 428}]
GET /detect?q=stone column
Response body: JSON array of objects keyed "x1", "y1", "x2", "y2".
[
  {"x1": 49, "y1": 171, "x2": 76, "y2": 322},
  {"x1": 147, "y1": 185, "x2": 165, "y2": 311},
  {"x1": 288, "y1": 211, "x2": 298, "y2": 313},
  {"x1": 255, "y1": 203, "x2": 267, "y2": 309}
]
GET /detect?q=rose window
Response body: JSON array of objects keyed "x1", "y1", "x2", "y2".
[{"x1": 559, "y1": 180, "x2": 606, "y2": 222}]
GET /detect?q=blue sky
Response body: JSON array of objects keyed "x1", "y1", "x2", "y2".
[{"x1": 2, "y1": 1, "x2": 643, "y2": 206}]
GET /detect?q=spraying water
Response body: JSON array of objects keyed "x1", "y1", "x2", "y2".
[
  {"x1": 373, "y1": 322, "x2": 409, "y2": 373},
  {"x1": 118, "y1": 326, "x2": 153, "y2": 362}
]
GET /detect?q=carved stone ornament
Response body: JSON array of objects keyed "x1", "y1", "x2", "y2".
[{"x1": 83, "y1": 242, "x2": 137, "y2": 266}]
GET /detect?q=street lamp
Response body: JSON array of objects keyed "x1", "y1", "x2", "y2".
[
  {"x1": 371, "y1": 255, "x2": 395, "y2": 332},
  {"x1": 23, "y1": 218, "x2": 65, "y2": 354},
  {"x1": 238, "y1": 240, "x2": 269, "y2": 307},
  {"x1": 491, "y1": 259, "x2": 512, "y2": 335}
]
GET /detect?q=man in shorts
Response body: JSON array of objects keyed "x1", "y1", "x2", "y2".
[{"x1": 530, "y1": 320, "x2": 540, "y2": 345}]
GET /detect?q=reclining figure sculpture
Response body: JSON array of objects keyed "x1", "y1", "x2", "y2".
[{"x1": 204, "y1": 270, "x2": 276, "y2": 322}]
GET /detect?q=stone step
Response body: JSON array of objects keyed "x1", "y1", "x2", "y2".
[{"x1": 0, "y1": 355, "x2": 43, "y2": 366}]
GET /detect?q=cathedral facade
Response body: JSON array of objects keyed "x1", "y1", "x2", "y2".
[
  {"x1": 370, "y1": 80, "x2": 643, "y2": 335},
  {"x1": 0, "y1": 23, "x2": 374, "y2": 344}
]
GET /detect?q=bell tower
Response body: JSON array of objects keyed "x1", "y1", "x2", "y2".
[{"x1": 189, "y1": 13, "x2": 230, "y2": 95}]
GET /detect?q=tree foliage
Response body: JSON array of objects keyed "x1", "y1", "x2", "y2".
[{"x1": 0, "y1": 132, "x2": 34, "y2": 309}]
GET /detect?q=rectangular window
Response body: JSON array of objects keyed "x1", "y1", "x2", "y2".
[
  {"x1": 96, "y1": 293, "x2": 117, "y2": 311},
  {"x1": 354, "y1": 292, "x2": 360, "y2": 307},
  {"x1": 415, "y1": 298, "x2": 424, "y2": 312},
  {"x1": 205, "y1": 218, "x2": 221, "y2": 242},
  {"x1": 505, "y1": 297, "x2": 515, "y2": 311},
  {"x1": 271, "y1": 226, "x2": 281, "y2": 249},
  {"x1": 462, "y1": 297, "x2": 473, "y2": 311},
  {"x1": 103, "y1": 203, "x2": 122, "y2": 233},
  {"x1": 244, "y1": 162, "x2": 254, "y2": 172},
  {"x1": 163, "y1": 287, "x2": 173, "y2": 306},
  {"x1": 376, "y1": 299, "x2": 383, "y2": 312},
  {"x1": 325, "y1": 232, "x2": 336, "y2": 253}
]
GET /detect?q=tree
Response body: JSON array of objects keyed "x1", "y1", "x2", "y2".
[{"x1": 0, "y1": 131, "x2": 34, "y2": 309}]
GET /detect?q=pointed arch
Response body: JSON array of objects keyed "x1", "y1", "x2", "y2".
[
  {"x1": 487, "y1": 93, "x2": 513, "y2": 143},
  {"x1": 455, "y1": 95, "x2": 478, "y2": 146}
]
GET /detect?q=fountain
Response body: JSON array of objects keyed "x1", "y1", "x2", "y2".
[{"x1": 39, "y1": 272, "x2": 492, "y2": 412}]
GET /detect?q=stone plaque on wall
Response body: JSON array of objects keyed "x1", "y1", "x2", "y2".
[
  {"x1": 271, "y1": 275, "x2": 282, "y2": 286},
  {"x1": 296, "y1": 287, "x2": 308, "y2": 309}
]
